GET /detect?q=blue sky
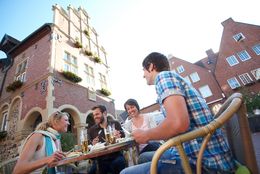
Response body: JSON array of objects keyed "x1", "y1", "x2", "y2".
[{"x1": 1, "y1": 0, "x2": 260, "y2": 110}]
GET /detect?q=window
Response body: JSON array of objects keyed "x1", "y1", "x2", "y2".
[
  {"x1": 63, "y1": 52, "x2": 78, "y2": 74},
  {"x1": 16, "y1": 59, "x2": 27, "y2": 82},
  {"x1": 176, "y1": 65, "x2": 184, "y2": 73},
  {"x1": 1, "y1": 111, "x2": 8, "y2": 131},
  {"x1": 227, "y1": 77, "x2": 241, "y2": 89},
  {"x1": 233, "y1": 33, "x2": 245, "y2": 42},
  {"x1": 251, "y1": 68, "x2": 260, "y2": 80},
  {"x1": 239, "y1": 73, "x2": 254, "y2": 85},
  {"x1": 99, "y1": 73, "x2": 107, "y2": 89},
  {"x1": 199, "y1": 85, "x2": 212, "y2": 98},
  {"x1": 252, "y1": 44, "x2": 260, "y2": 55},
  {"x1": 183, "y1": 76, "x2": 191, "y2": 84},
  {"x1": 85, "y1": 64, "x2": 95, "y2": 87},
  {"x1": 190, "y1": 72, "x2": 200, "y2": 83},
  {"x1": 237, "y1": 50, "x2": 251, "y2": 61},
  {"x1": 226, "y1": 55, "x2": 239, "y2": 66}
]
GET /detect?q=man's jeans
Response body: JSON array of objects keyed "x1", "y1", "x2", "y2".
[
  {"x1": 120, "y1": 150, "x2": 224, "y2": 174},
  {"x1": 120, "y1": 150, "x2": 185, "y2": 174}
]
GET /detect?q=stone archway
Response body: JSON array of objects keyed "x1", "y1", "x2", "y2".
[
  {"x1": 23, "y1": 111, "x2": 42, "y2": 134},
  {"x1": 58, "y1": 107, "x2": 81, "y2": 149}
]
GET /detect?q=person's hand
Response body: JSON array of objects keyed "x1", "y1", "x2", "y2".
[
  {"x1": 132, "y1": 129, "x2": 149, "y2": 144},
  {"x1": 113, "y1": 130, "x2": 121, "y2": 139},
  {"x1": 92, "y1": 136, "x2": 99, "y2": 145},
  {"x1": 47, "y1": 151, "x2": 65, "y2": 167}
]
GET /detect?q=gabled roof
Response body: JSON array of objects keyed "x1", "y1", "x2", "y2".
[
  {"x1": 0, "y1": 34, "x2": 20, "y2": 54},
  {"x1": 0, "y1": 23, "x2": 53, "y2": 58}
]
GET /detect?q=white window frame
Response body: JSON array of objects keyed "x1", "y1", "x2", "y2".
[
  {"x1": 1, "y1": 111, "x2": 8, "y2": 131},
  {"x1": 233, "y1": 33, "x2": 245, "y2": 42},
  {"x1": 176, "y1": 65, "x2": 185, "y2": 74},
  {"x1": 190, "y1": 72, "x2": 200, "y2": 83},
  {"x1": 252, "y1": 44, "x2": 260, "y2": 55},
  {"x1": 237, "y1": 50, "x2": 251, "y2": 61},
  {"x1": 199, "y1": 85, "x2": 213, "y2": 98},
  {"x1": 63, "y1": 52, "x2": 78, "y2": 74},
  {"x1": 227, "y1": 77, "x2": 241, "y2": 89},
  {"x1": 16, "y1": 59, "x2": 27, "y2": 82},
  {"x1": 251, "y1": 68, "x2": 260, "y2": 80},
  {"x1": 99, "y1": 73, "x2": 107, "y2": 89},
  {"x1": 226, "y1": 55, "x2": 239, "y2": 66},
  {"x1": 238, "y1": 73, "x2": 254, "y2": 85},
  {"x1": 85, "y1": 64, "x2": 95, "y2": 88}
]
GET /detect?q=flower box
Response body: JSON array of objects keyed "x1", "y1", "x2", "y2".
[
  {"x1": 74, "y1": 41, "x2": 82, "y2": 48},
  {"x1": 61, "y1": 71, "x2": 82, "y2": 83},
  {"x1": 100, "y1": 88, "x2": 111, "y2": 96},
  {"x1": 84, "y1": 50, "x2": 93, "y2": 56},
  {"x1": 93, "y1": 56, "x2": 102, "y2": 63},
  {"x1": 83, "y1": 30, "x2": 89, "y2": 37},
  {"x1": 6, "y1": 80, "x2": 23, "y2": 92}
]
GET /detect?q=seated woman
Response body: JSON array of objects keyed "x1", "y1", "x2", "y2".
[
  {"x1": 13, "y1": 111, "x2": 70, "y2": 174},
  {"x1": 124, "y1": 99, "x2": 161, "y2": 155}
]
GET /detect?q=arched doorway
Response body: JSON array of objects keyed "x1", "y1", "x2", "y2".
[
  {"x1": 59, "y1": 109, "x2": 77, "y2": 151},
  {"x1": 23, "y1": 111, "x2": 42, "y2": 135}
]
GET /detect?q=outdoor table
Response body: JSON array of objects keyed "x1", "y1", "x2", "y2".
[{"x1": 55, "y1": 138, "x2": 138, "y2": 167}]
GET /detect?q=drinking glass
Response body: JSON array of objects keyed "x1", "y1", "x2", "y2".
[
  {"x1": 81, "y1": 129, "x2": 89, "y2": 153},
  {"x1": 105, "y1": 125, "x2": 116, "y2": 144}
]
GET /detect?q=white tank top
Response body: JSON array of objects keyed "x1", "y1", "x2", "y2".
[
  {"x1": 30, "y1": 135, "x2": 57, "y2": 174},
  {"x1": 132, "y1": 116, "x2": 150, "y2": 151}
]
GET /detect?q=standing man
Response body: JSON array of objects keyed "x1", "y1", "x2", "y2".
[
  {"x1": 120, "y1": 52, "x2": 236, "y2": 174},
  {"x1": 88, "y1": 105, "x2": 126, "y2": 174}
]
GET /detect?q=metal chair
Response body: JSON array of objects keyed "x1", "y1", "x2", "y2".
[{"x1": 150, "y1": 93, "x2": 259, "y2": 174}]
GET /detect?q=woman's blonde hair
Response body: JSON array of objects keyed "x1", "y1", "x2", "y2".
[{"x1": 36, "y1": 111, "x2": 69, "y2": 131}]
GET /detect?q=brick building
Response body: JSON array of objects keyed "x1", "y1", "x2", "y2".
[
  {"x1": 0, "y1": 5, "x2": 115, "y2": 163},
  {"x1": 141, "y1": 18, "x2": 259, "y2": 115}
]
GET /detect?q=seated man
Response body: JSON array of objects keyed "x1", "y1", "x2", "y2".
[
  {"x1": 120, "y1": 52, "x2": 236, "y2": 174},
  {"x1": 88, "y1": 105, "x2": 127, "y2": 174}
]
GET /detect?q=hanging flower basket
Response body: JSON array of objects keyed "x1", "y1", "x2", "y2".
[
  {"x1": 6, "y1": 80, "x2": 23, "y2": 92},
  {"x1": 100, "y1": 88, "x2": 111, "y2": 96},
  {"x1": 61, "y1": 71, "x2": 82, "y2": 83}
]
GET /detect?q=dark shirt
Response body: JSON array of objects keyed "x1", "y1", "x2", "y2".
[{"x1": 87, "y1": 119, "x2": 125, "y2": 160}]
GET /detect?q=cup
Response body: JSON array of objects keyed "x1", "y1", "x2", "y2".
[{"x1": 105, "y1": 125, "x2": 116, "y2": 144}]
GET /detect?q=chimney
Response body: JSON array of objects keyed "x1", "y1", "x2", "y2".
[
  {"x1": 221, "y1": 18, "x2": 234, "y2": 27},
  {"x1": 206, "y1": 49, "x2": 214, "y2": 64}
]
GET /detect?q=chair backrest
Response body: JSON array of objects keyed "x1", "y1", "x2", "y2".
[{"x1": 150, "y1": 93, "x2": 259, "y2": 174}]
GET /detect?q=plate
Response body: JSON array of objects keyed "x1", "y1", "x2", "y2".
[
  {"x1": 106, "y1": 139, "x2": 134, "y2": 148},
  {"x1": 89, "y1": 142, "x2": 106, "y2": 152},
  {"x1": 66, "y1": 152, "x2": 82, "y2": 159}
]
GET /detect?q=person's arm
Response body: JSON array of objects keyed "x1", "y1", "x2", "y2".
[
  {"x1": 13, "y1": 133, "x2": 64, "y2": 174},
  {"x1": 133, "y1": 95, "x2": 190, "y2": 144}
]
